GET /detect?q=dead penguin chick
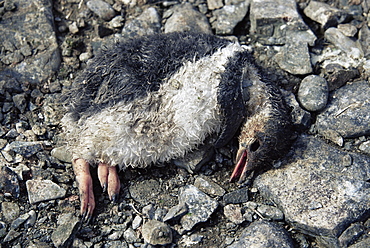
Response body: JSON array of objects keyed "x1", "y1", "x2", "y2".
[{"x1": 60, "y1": 32, "x2": 292, "y2": 219}]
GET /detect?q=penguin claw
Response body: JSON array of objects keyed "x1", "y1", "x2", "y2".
[{"x1": 98, "y1": 163, "x2": 121, "y2": 203}]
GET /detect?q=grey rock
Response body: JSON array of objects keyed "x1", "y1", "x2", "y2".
[
  {"x1": 12, "y1": 93, "x2": 27, "y2": 113},
  {"x1": 26, "y1": 179, "x2": 67, "y2": 204},
  {"x1": 227, "y1": 220, "x2": 294, "y2": 248},
  {"x1": 282, "y1": 90, "x2": 311, "y2": 129},
  {"x1": 194, "y1": 176, "x2": 225, "y2": 197},
  {"x1": 338, "y1": 24, "x2": 358, "y2": 37},
  {"x1": 3, "y1": 229, "x2": 21, "y2": 243},
  {"x1": 1, "y1": 202, "x2": 20, "y2": 223},
  {"x1": 132, "y1": 215, "x2": 142, "y2": 230},
  {"x1": 24, "y1": 210, "x2": 37, "y2": 229},
  {"x1": 163, "y1": 203, "x2": 188, "y2": 222},
  {"x1": 51, "y1": 146, "x2": 72, "y2": 163},
  {"x1": 123, "y1": 227, "x2": 138, "y2": 243},
  {"x1": 223, "y1": 187, "x2": 248, "y2": 204},
  {"x1": 349, "y1": 237, "x2": 370, "y2": 248},
  {"x1": 68, "y1": 22, "x2": 79, "y2": 34},
  {"x1": 142, "y1": 220, "x2": 173, "y2": 245},
  {"x1": 51, "y1": 213, "x2": 80, "y2": 248},
  {"x1": 154, "y1": 207, "x2": 168, "y2": 221},
  {"x1": 254, "y1": 135, "x2": 370, "y2": 241},
  {"x1": 303, "y1": 1, "x2": 348, "y2": 28},
  {"x1": 359, "y1": 141, "x2": 370, "y2": 154},
  {"x1": 142, "y1": 204, "x2": 155, "y2": 219},
  {"x1": 322, "y1": 64, "x2": 360, "y2": 91},
  {"x1": 0, "y1": 0, "x2": 60, "y2": 85},
  {"x1": 107, "y1": 230, "x2": 124, "y2": 240},
  {"x1": 207, "y1": 0, "x2": 223, "y2": 10},
  {"x1": 298, "y1": 75, "x2": 328, "y2": 112},
  {"x1": 224, "y1": 204, "x2": 244, "y2": 224},
  {"x1": 164, "y1": 3, "x2": 212, "y2": 34},
  {"x1": 325, "y1": 28, "x2": 364, "y2": 59},
  {"x1": 102, "y1": 240, "x2": 128, "y2": 248},
  {"x1": 179, "y1": 185, "x2": 218, "y2": 231},
  {"x1": 316, "y1": 81, "x2": 370, "y2": 139},
  {"x1": 359, "y1": 25, "x2": 370, "y2": 57},
  {"x1": 122, "y1": 7, "x2": 161, "y2": 39},
  {"x1": 179, "y1": 234, "x2": 204, "y2": 246},
  {"x1": 250, "y1": 0, "x2": 309, "y2": 43},
  {"x1": 10, "y1": 211, "x2": 32, "y2": 230},
  {"x1": 0, "y1": 221, "x2": 6, "y2": 238},
  {"x1": 87, "y1": 0, "x2": 116, "y2": 21},
  {"x1": 256, "y1": 204, "x2": 284, "y2": 221},
  {"x1": 274, "y1": 42, "x2": 312, "y2": 75},
  {"x1": 338, "y1": 223, "x2": 365, "y2": 247},
  {"x1": 211, "y1": 0, "x2": 249, "y2": 35},
  {"x1": 4, "y1": 141, "x2": 43, "y2": 158},
  {"x1": 109, "y1": 15, "x2": 124, "y2": 28},
  {"x1": 0, "y1": 165, "x2": 20, "y2": 198}
]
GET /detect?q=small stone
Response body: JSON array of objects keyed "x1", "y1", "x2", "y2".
[
  {"x1": 0, "y1": 221, "x2": 7, "y2": 238},
  {"x1": 4, "y1": 141, "x2": 43, "y2": 158},
  {"x1": 109, "y1": 15, "x2": 124, "y2": 28},
  {"x1": 79, "y1": 51, "x2": 93, "y2": 62},
  {"x1": 223, "y1": 187, "x2": 248, "y2": 204},
  {"x1": 179, "y1": 234, "x2": 204, "y2": 247},
  {"x1": 298, "y1": 75, "x2": 328, "y2": 112},
  {"x1": 1, "y1": 202, "x2": 20, "y2": 223},
  {"x1": 3, "y1": 229, "x2": 21, "y2": 243},
  {"x1": 0, "y1": 166, "x2": 20, "y2": 198},
  {"x1": 68, "y1": 22, "x2": 79, "y2": 34},
  {"x1": 224, "y1": 204, "x2": 244, "y2": 224},
  {"x1": 20, "y1": 43, "x2": 32, "y2": 57},
  {"x1": 24, "y1": 210, "x2": 37, "y2": 229},
  {"x1": 31, "y1": 124, "x2": 47, "y2": 136},
  {"x1": 51, "y1": 146, "x2": 72, "y2": 163},
  {"x1": 194, "y1": 176, "x2": 225, "y2": 197},
  {"x1": 142, "y1": 204, "x2": 155, "y2": 220},
  {"x1": 108, "y1": 230, "x2": 124, "y2": 240},
  {"x1": 87, "y1": 0, "x2": 116, "y2": 21},
  {"x1": 142, "y1": 220, "x2": 173, "y2": 245},
  {"x1": 274, "y1": 42, "x2": 312, "y2": 75},
  {"x1": 179, "y1": 185, "x2": 218, "y2": 231},
  {"x1": 207, "y1": 0, "x2": 223, "y2": 10},
  {"x1": 122, "y1": 7, "x2": 161, "y2": 39},
  {"x1": 12, "y1": 93, "x2": 27, "y2": 113},
  {"x1": 154, "y1": 208, "x2": 168, "y2": 222},
  {"x1": 132, "y1": 215, "x2": 142, "y2": 230},
  {"x1": 10, "y1": 212, "x2": 31, "y2": 230},
  {"x1": 163, "y1": 203, "x2": 188, "y2": 222},
  {"x1": 123, "y1": 228, "x2": 138, "y2": 243},
  {"x1": 359, "y1": 141, "x2": 370, "y2": 154},
  {"x1": 96, "y1": 25, "x2": 113, "y2": 38},
  {"x1": 303, "y1": 1, "x2": 347, "y2": 28},
  {"x1": 339, "y1": 223, "x2": 365, "y2": 247},
  {"x1": 51, "y1": 213, "x2": 80, "y2": 248},
  {"x1": 325, "y1": 28, "x2": 364, "y2": 59},
  {"x1": 338, "y1": 24, "x2": 358, "y2": 37},
  {"x1": 164, "y1": 3, "x2": 212, "y2": 34},
  {"x1": 26, "y1": 179, "x2": 67, "y2": 204},
  {"x1": 256, "y1": 204, "x2": 284, "y2": 221}
]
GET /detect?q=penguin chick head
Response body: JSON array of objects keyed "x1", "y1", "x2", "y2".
[{"x1": 230, "y1": 99, "x2": 292, "y2": 183}]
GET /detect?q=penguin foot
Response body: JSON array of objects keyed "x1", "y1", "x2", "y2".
[
  {"x1": 72, "y1": 158, "x2": 95, "y2": 221},
  {"x1": 97, "y1": 163, "x2": 120, "y2": 203}
]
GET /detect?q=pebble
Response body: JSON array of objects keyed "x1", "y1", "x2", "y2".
[
  {"x1": 142, "y1": 220, "x2": 173, "y2": 245},
  {"x1": 227, "y1": 220, "x2": 295, "y2": 248},
  {"x1": 86, "y1": 0, "x2": 116, "y2": 21},
  {"x1": 163, "y1": 203, "x2": 188, "y2": 222},
  {"x1": 122, "y1": 7, "x2": 161, "y2": 39},
  {"x1": 298, "y1": 75, "x2": 328, "y2": 111},
  {"x1": 274, "y1": 42, "x2": 312, "y2": 75},
  {"x1": 142, "y1": 204, "x2": 155, "y2": 220},
  {"x1": 109, "y1": 15, "x2": 125, "y2": 28},
  {"x1": 282, "y1": 90, "x2": 311, "y2": 129},
  {"x1": 303, "y1": 1, "x2": 348, "y2": 28},
  {"x1": 3, "y1": 229, "x2": 21, "y2": 243},
  {"x1": 1, "y1": 202, "x2": 20, "y2": 223},
  {"x1": 132, "y1": 215, "x2": 142, "y2": 230},
  {"x1": 325, "y1": 28, "x2": 364, "y2": 59},
  {"x1": 359, "y1": 25, "x2": 370, "y2": 57},
  {"x1": 123, "y1": 228, "x2": 138, "y2": 243},
  {"x1": 359, "y1": 141, "x2": 370, "y2": 154},
  {"x1": 179, "y1": 185, "x2": 218, "y2": 231},
  {"x1": 224, "y1": 204, "x2": 244, "y2": 224},
  {"x1": 26, "y1": 179, "x2": 67, "y2": 204},
  {"x1": 51, "y1": 213, "x2": 80, "y2": 248},
  {"x1": 223, "y1": 187, "x2": 248, "y2": 204},
  {"x1": 12, "y1": 93, "x2": 27, "y2": 113},
  {"x1": 179, "y1": 234, "x2": 204, "y2": 246},
  {"x1": 0, "y1": 221, "x2": 7, "y2": 238},
  {"x1": 256, "y1": 204, "x2": 284, "y2": 221},
  {"x1": 4, "y1": 141, "x2": 43, "y2": 158},
  {"x1": 210, "y1": 0, "x2": 249, "y2": 35},
  {"x1": 51, "y1": 146, "x2": 73, "y2": 163},
  {"x1": 164, "y1": 3, "x2": 212, "y2": 34},
  {"x1": 338, "y1": 223, "x2": 365, "y2": 247},
  {"x1": 338, "y1": 24, "x2": 358, "y2": 37},
  {"x1": 207, "y1": 0, "x2": 223, "y2": 10},
  {"x1": 194, "y1": 176, "x2": 225, "y2": 197},
  {"x1": 68, "y1": 22, "x2": 79, "y2": 34}
]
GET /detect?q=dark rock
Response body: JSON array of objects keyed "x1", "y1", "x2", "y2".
[
  {"x1": 322, "y1": 64, "x2": 360, "y2": 91},
  {"x1": 4, "y1": 141, "x2": 43, "y2": 158},
  {"x1": 12, "y1": 93, "x2": 27, "y2": 113},
  {"x1": 254, "y1": 135, "x2": 370, "y2": 242},
  {"x1": 282, "y1": 90, "x2": 311, "y2": 129},
  {"x1": 0, "y1": 221, "x2": 6, "y2": 238},
  {"x1": 97, "y1": 25, "x2": 114, "y2": 38},
  {"x1": 223, "y1": 187, "x2": 248, "y2": 204},
  {"x1": 51, "y1": 213, "x2": 80, "y2": 248},
  {"x1": 194, "y1": 176, "x2": 225, "y2": 197},
  {"x1": 122, "y1": 7, "x2": 161, "y2": 39},
  {"x1": 0, "y1": 166, "x2": 20, "y2": 198},
  {"x1": 339, "y1": 223, "x2": 365, "y2": 247},
  {"x1": 227, "y1": 220, "x2": 295, "y2": 248}
]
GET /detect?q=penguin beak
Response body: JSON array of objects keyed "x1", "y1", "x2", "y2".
[{"x1": 229, "y1": 148, "x2": 250, "y2": 183}]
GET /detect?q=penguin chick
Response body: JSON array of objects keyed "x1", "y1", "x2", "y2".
[{"x1": 60, "y1": 32, "x2": 292, "y2": 219}]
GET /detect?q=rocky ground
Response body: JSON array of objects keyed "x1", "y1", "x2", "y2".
[{"x1": 1, "y1": 0, "x2": 370, "y2": 247}]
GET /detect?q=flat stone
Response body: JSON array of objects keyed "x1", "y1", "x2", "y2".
[
  {"x1": 4, "y1": 141, "x2": 43, "y2": 158},
  {"x1": 51, "y1": 213, "x2": 80, "y2": 248},
  {"x1": 316, "y1": 81, "x2": 370, "y2": 139},
  {"x1": 274, "y1": 42, "x2": 312, "y2": 75},
  {"x1": 194, "y1": 176, "x2": 225, "y2": 197},
  {"x1": 227, "y1": 220, "x2": 294, "y2": 248},
  {"x1": 26, "y1": 179, "x2": 67, "y2": 204},
  {"x1": 164, "y1": 3, "x2": 212, "y2": 34},
  {"x1": 211, "y1": 0, "x2": 249, "y2": 35},
  {"x1": 223, "y1": 187, "x2": 248, "y2": 204},
  {"x1": 359, "y1": 141, "x2": 370, "y2": 154},
  {"x1": 256, "y1": 204, "x2": 284, "y2": 221},
  {"x1": 338, "y1": 24, "x2": 358, "y2": 37},
  {"x1": 1, "y1": 202, "x2": 20, "y2": 223},
  {"x1": 163, "y1": 203, "x2": 188, "y2": 222},
  {"x1": 142, "y1": 220, "x2": 173, "y2": 245},
  {"x1": 303, "y1": 1, "x2": 348, "y2": 28},
  {"x1": 122, "y1": 7, "x2": 161, "y2": 39},
  {"x1": 224, "y1": 204, "x2": 244, "y2": 224},
  {"x1": 179, "y1": 185, "x2": 218, "y2": 231},
  {"x1": 207, "y1": 0, "x2": 223, "y2": 10},
  {"x1": 349, "y1": 237, "x2": 370, "y2": 248},
  {"x1": 254, "y1": 135, "x2": 370, "y2": 241},
  {"x1": 87, "y1": 0, "x2": 116, "y2": 21},
  {"x1": 298, "y1": 75, "x2": 328, "y2": 112},
  {"x1": 325, "y1": 28, "x2": 364, "y2": 59},
  {"x1": 0, "y1": 0, "x2": 60, "y2": 85},
  {"x1": 359, "y1": 25, "x2": 370, "y2": 57}
]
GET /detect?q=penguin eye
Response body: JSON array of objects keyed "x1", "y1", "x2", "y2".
[{"x1": 250, "y1": 140, "x2": 260, "y2": 152}]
